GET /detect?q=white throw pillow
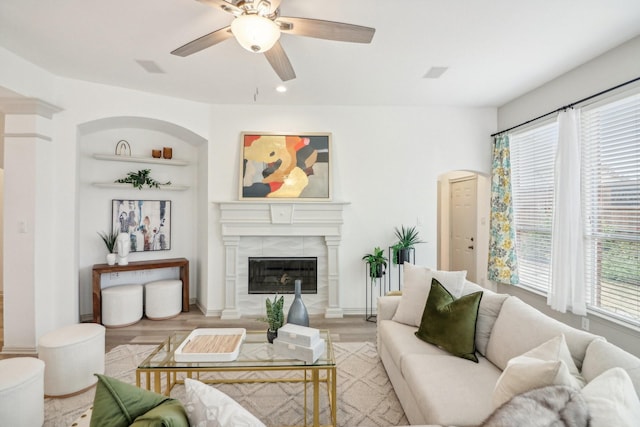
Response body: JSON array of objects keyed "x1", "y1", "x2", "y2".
[
  {"x1": 392, "y1": 263, "x2": 466, "y2": 327},
  {"x1": 184, "y1": 378, "x2": 266, "y2": 427},
  {"x1": 582, "y1": 367, "x2": 640, "y2": 427},
  {"x1": 492, "y1": 334, "x2": 584, "y2": 408}
]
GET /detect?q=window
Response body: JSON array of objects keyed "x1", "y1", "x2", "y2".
[
  {"x1": 582, "y1": 92, "x2": 640, "y2": 323},
  {"x1": 510, "y1": 122, "x2": 557, "y2": 292},
  {"x1": 509, "y1": 90, "x2": 640, "y2": 325}
]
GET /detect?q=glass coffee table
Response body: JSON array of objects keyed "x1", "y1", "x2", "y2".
[{"x1": 136, "y1": 329, "x2": 336, "y2": 427}]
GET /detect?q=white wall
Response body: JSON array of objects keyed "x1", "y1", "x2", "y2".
[
  {"x1": 206, "y1": 105, "x2": 496, "y2": 314},
  {"x1": 496, "y1": 36, "x2": 640, "y2": 356}
]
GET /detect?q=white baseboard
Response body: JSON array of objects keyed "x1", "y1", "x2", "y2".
[{"x1": 1, "y1": 345, "x2": 38, "y2": 355}]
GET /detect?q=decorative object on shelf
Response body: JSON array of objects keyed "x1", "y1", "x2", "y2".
[
  {"x1": 239, "y1": 132, "x2": 332, "y2": 200},
  {"x1": 162, "y1": 147, "x2": 173, "y2": 159},
  {"x1": 151, "y1": 149, "x2": 161, "y2": 158},
  {"x1": 115, "y1": 140, "x2": 131, "y2": 157},
  {"x1": 287, "y1": 279, "x2": 309, "y2": 327},
  {"x1": 97, "y1": 228, "x2": 119, "y2": 265},
  {"x1": 259, "y1": 294, "x2": 284, "y2": 343},
  {"x1": 112, "y1": 199, "x2": 171, "y2": 252},
  {"x1": 392, "y1": 225, "x2": 423, "y2": 265},
  {"x1": 362, "y1": 246, "x2": 388, "y2": 278},
  {"x1": 115, "y1": 232, "x2": 131, "y2": 266},
  {"x1": 114, "y1": 169, "x2": 171, "y2": 190}
]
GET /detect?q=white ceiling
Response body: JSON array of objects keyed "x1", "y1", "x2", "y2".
[{"x1": 1, "y1": 0, "x2": 639, "y2": 107}]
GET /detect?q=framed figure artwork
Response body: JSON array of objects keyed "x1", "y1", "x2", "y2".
[
  {"x1": 239, "y1": 132, "x2": 331, "y2": 200},
  {"x1": 112, "y1": 199, "x2": 171, "y2": 252}
]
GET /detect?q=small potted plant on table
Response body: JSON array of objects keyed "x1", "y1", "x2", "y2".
[
  {"x1": 98, "y1": 229, "x2": 119, "y2": 265},
  {"x1": 261, "y1": 294, "x2": 284, "y2": 343}
]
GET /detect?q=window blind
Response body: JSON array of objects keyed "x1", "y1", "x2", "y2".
[
  {"x1": 510, "y1": 122, "x2": 558, "y2": 292},
  {"x1": 582, "y1": 93, "x2": 640, "y2": 323}
]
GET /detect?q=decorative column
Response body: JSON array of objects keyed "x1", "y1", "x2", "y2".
[
  {"x1": 221, "y1": 235, "x2": 241, "y2": 319},
  {"x1": 1, "y1": 97, "x2": 63, "y2": 354},
  {"x1": 324, "y1": 236, "x2": 344, "y2": 318}
]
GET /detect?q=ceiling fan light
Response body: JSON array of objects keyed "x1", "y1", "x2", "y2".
[{"x1": 231, "y1": 14, "x2": 280, "y2": 53}]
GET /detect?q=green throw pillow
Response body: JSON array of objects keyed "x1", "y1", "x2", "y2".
[
  {"x1": 415, "y1": 279, "x2": 483, "y2": 363},
  {"x1": 90, "y1": 374, "x2": 189, "y2": 427}
]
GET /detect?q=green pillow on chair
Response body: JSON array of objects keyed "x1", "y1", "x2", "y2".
[
  {"x1": 415, "y1": 278, "x2": 483, "y2": 362},
  {"x1": 90, "y1": 374, "x2": 189, "y2": 427}
]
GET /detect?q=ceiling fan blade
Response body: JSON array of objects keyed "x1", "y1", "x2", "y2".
[
  {"x1": 197, "y1": 0, "x2": 242, "y2": 16},
  {"x1": 264, "y1": 41, "x2": 296, "y2": 81},
  {"x1": 171, "y1": 26, "x2": 233, "y2": 57},
  {"x1": 276, "y1": 17, "x2": 375, "y2": 43}
]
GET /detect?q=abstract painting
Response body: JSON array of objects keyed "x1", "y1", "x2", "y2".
[
  {"x1": 112, "y1": 199, "x2": 171, "y2": 252},
  {"x1": 239, "y1": 132, "x2": 331, "y2": 200}
]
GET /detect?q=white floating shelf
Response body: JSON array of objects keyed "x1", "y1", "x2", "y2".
[
  {"x1": 92, "y1": 182, "x2": 190, "y2": 191},
  {"x1": 93, "y1": 154, "x2": 189, "y2": 166}
]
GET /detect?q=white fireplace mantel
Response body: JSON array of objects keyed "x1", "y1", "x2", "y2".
[{"x1": 216, "y1": 201, "x2": 349, "y2": 319}]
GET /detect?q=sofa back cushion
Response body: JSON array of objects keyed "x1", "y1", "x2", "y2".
[
  {"x1": 462, "y1": 281, "x2": 509, "y2": 356},
  {"x1": 485, "y1": 297, "x2": 598, "y2": 370},
  {"x1": 582, "y1": 338, "x2": 640, "y2": 398}
]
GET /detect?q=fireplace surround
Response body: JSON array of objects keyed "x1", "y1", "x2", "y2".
[{"x1": 217, "y1": 201, "x2": 348, "y2": 318}]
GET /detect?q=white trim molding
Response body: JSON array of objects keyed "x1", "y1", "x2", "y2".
[{"x1": 217, "y1": 201, "x2": 349, "y2": 319}]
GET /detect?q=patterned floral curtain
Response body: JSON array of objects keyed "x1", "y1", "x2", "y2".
[{"x1": 488, "y1": 134, "x2": 519, "y2": 285}]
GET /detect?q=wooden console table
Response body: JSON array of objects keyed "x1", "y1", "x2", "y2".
[{"x1": 92, "y1": 258, "x2": 189, "y2": 324}]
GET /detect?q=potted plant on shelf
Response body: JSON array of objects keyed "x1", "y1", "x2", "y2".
[
  {"x1": 114, "y1": 169, "x2": 171, "y2": 189},
  {"x1": 260, "y1": 294, "x2": 284, "y2": 343},
  {"x1": 362, "y1": 247, "x2": 388, "y2": 279},
  {"x1": 98, "y1": 229, "x2": 119, "y2": 265},
  {"x1": 392, "y1": 225, "x2": 423, "y2": 265}
]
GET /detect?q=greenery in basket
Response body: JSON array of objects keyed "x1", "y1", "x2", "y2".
[
  {"x1": 98, "y1": 229, "x2": 119, "y2": 253},
  {"x1": 391, "y1": 225, "x2": 423, "y2": 265},
  {"x1": 362, "y1": 246, "x2": 388, "y2": 278},
  {"x1": 259, "y1": 294, "x2": 284, "y2": 332},
  {"x1": 115, "y1": 169, "x2": 171, "y2": 190}
]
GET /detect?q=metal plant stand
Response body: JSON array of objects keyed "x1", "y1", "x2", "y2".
[
  {"x1": 365, "y1": 263, "x2": 385, "y2": 322},
  {"x1": 385, "y1": 247, "x2": 415, "y2": 294}
]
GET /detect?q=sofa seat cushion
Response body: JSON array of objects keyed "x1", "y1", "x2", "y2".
[
  {"x1": 378, "y1": 320, "x2": 449, "y2": 369},
  {"x1": 485, "y1": 297, "x2": 598, "y2": 371},
  {"x1": 401, "y1": 353, "x2": 502, "y2": 426}
]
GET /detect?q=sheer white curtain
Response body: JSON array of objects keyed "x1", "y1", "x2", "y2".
[{"x1": 548, "y1": 109, "x2": 586, "y2": 315}]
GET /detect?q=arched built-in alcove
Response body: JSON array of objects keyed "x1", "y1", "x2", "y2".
[{"x1": 76, "y1": 116, "x2": 208, "y2": 319}]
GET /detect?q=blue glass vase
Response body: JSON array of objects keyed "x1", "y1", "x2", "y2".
[{"x1": 287, "y1": 279, "x2": 309, "y2": 327}]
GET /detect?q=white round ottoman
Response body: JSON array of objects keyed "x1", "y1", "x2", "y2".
[
  {"x1": 0, "y1": 357, "x2": 45, "y2": 426},
  {"x1": 145, "y1": 279, "x2": 183, "y2": 320},
  {"x1": 38, "y1": 323, "x2": 105, "y2": 397},
  {"x1": 102, "y1": 284, "x2": 143, "y2": 327}
]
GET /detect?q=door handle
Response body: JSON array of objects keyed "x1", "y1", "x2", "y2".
[{"x1": 468, "y1": 245, "x2": 474, "y2": 250}]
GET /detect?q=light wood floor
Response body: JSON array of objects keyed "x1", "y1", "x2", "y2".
[
  {"x1": 104, "y1": 306, "x2": 377, "y2": 352},
  {"x1": 0, "y1": 296, "x2": 377, "y2": 356}
]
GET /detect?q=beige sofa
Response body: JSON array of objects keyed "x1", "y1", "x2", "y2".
[{"x1": 377, "y1": 274, "x2": 640, "y2": 426}]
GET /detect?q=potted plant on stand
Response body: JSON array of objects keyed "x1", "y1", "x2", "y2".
[
  {"x1": 362, "y1": 247, "x2": 388, "y2": 280},
  {"x1": 98, "y1": 229, "x2": 119, "y2": 265},
  {"x1": 260, "y1": 294, "x2": 284, "y2": 343},
  {"x1": 391, "y1": 225, "x2": 423, "y2": 265}
]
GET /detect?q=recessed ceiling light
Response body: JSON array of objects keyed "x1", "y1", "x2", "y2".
[
  {"x1": 423, "y1": 66, "x2": 449, "y2": 79},
  {"x1": 276, "y1": 85, "x2": 287, "y2": 93}
]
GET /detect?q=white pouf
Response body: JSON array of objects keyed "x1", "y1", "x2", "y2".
[
  {"x1": 102, "y1": 284, "x2": 143, "y2": 327},
  {"x1": 38, "y1": 323, "x2": 105, "y2": 397},
  {"x1": 0, "y1": 357, "x2": 45, "y2": 426},
  {"x1": 145, "y1": 279, "x2": 183, "y2": 320}
]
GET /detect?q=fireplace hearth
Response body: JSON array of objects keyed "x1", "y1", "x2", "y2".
[{"x1": 248, "y1": 257, "x2": 317, "y2": 294}]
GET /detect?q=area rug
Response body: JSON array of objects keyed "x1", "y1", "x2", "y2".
[{"x1": 44, "y1": 341, "x2": 408, "y2": 427}]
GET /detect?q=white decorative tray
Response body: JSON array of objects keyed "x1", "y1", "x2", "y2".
[{"x1": 174, "y1": 328, "x2": 246, "y2": 362}]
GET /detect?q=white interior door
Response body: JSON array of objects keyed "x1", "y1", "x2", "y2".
[{"x1": 450, "y1": 177, "x2": 477, "y2": 281}]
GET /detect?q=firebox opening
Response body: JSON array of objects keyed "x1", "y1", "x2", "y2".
[{"x1": 248, "y1": 257, "x2": 317, "y2": 294}]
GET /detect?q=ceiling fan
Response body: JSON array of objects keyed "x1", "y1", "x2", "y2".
[{"x1": 171, "y1": 0, "x2": 375, "y2": 81}]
